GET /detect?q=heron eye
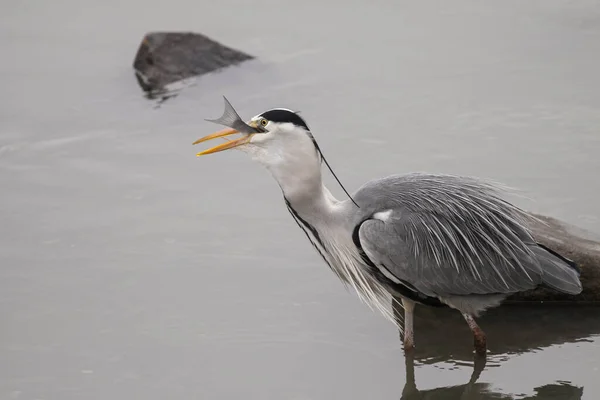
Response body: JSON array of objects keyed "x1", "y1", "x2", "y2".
[{"x1": 260, "y1": 118, "x2": 268, "y2": 127}]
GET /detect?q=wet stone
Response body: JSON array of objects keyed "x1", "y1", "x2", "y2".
[
  {"x1": 132, "y1": 32, "x2": 254, "y2": 95},
  {"x1": 506, "y1": 214, "x2": 600, "y2": 303}
]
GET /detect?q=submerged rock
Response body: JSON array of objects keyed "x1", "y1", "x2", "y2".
[
  {"x1": 132, "y1": 32, "x2": 253, "y2": 94},
  {"x1": 507, "y1": 214, "x2": 600, "y2": 303}
]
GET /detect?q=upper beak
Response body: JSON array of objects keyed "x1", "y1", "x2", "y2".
[{"x1": 192, "y1": 128, "x2": 252, "y2": 156}]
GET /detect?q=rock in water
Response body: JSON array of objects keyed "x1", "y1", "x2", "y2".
[
  {"x1": 132, "y1": 32, "x2": 253, "y2": 94},
  {"x1": 507, "y1": 214, "x2": 600, "y2": 303}
]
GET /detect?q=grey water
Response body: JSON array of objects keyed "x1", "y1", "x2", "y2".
[{"x1": 1, "y1": 0, "x2": 600, "y2": 399}]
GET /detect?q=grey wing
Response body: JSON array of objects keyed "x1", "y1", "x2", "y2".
[
  {"x1": 357, "y1": 208, "x2": 543, "y2": 297},
  {"x1": 352, "y1": 174, "x2": 582, "y2": 298}
]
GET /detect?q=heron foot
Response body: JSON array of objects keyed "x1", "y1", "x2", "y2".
[
  {"x1": 473, "y1": 329, "x2": 487, "y2": 356},
  {"x1": 463, "y1": 313, "x2": 487, "y2": 356},
  {"x1": 401, "y1": 298, "x2": 416, "y2": 353}
]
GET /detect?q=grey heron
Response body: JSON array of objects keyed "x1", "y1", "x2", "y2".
[{"x1": 192, "y1": 98, "x2": 582, "y2": 355}]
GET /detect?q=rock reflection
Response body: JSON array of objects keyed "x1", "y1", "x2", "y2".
[{"x1": 400, "y1": 351, "x2": 583, "y2": 400}]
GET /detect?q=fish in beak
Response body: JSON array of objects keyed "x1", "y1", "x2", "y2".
[{"x1": 193, "y1": 96, "x2": 261, "y2": 156}]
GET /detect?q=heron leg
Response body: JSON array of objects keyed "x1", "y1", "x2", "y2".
[
  {"x1": 402, "y1": 298, "x2": 416, "y2": 352},
  {"x1": 462, "y1": 313, "x2": 487, "y2": 356}
]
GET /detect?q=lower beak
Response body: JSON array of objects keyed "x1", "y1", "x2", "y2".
[{"x1": 192, "y1": 128, "x2": 252, "y2": 156}]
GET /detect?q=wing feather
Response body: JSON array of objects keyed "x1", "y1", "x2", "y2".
[{"x1": 353, "y1": 174, "x2": 545, "y2": 297}]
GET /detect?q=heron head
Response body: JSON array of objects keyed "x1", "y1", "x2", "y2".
[
  {"x1": 193, "y1": 98, "x2": 357, "y2": 206},
  {"x1": 193, "y1": 107, "x2": 318, "y2": 167}
]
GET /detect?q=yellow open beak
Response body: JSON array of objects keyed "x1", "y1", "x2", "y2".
[{"x1": 192, "y1": 128, "x2": 252, "y2": 156}]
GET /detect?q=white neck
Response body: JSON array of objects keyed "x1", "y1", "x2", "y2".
[
  {"x1": 268, "y1": 149, "x2": 345, "y2": 223},
  {"x1": 248, "y1": 127, "x2": 340, "y2": 216},
  {"x1": 271, "y1": 153, "x2": 321, "y2": 201},
  {"x1": 247, "y1": 129, "x2": 397, "y2": 326}
]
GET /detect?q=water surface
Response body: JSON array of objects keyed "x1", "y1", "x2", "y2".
[{"x1": 1, "y1": 0, "x2": 600, "y2": 399}]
